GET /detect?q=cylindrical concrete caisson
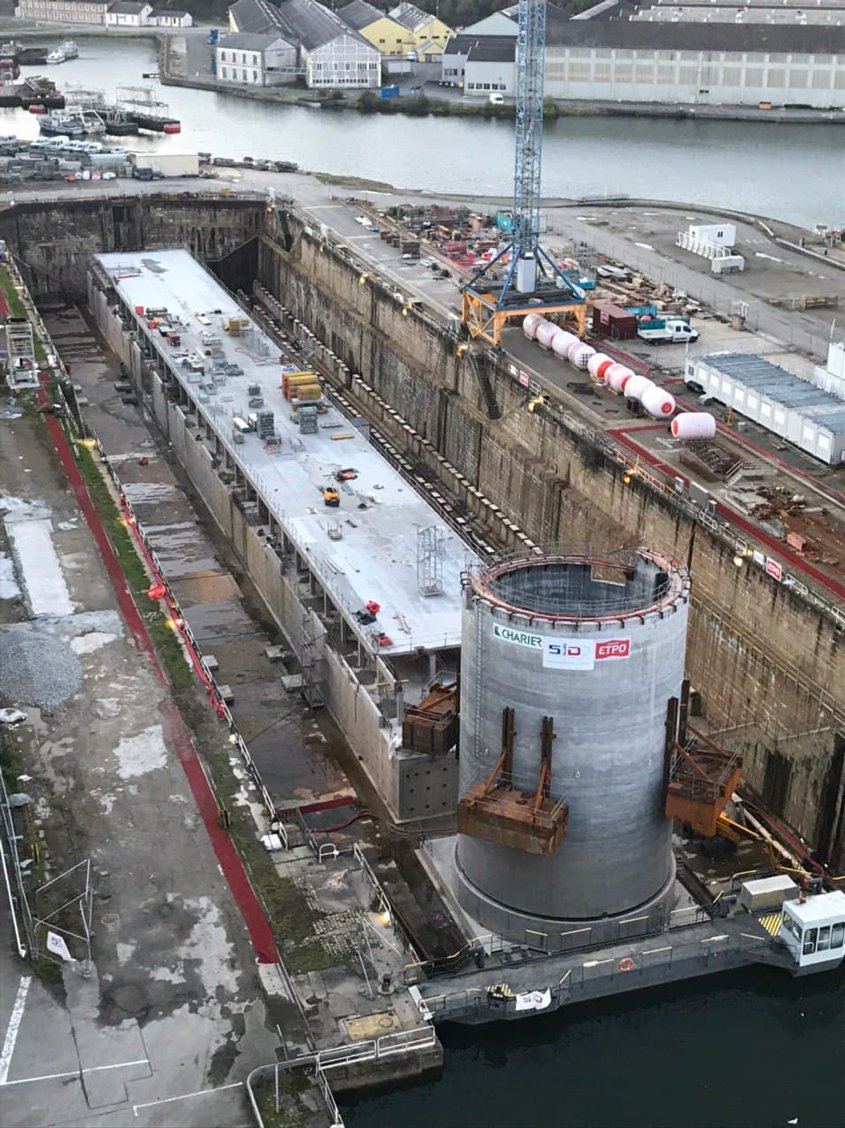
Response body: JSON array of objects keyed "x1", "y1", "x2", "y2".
[{"x1": 456, "y1": 547, "x2": 690, "y2": 937}]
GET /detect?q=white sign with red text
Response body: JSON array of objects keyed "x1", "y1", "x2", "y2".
[
  {"x1": 542, "y1": 636, "x2": 632, "y2": 671},
  {"x1": 493, "y1": 623, "x2": 632, "y2": 670},
  {"x1": 765, "y1": 557, "x2": 783, "y2": 582}
]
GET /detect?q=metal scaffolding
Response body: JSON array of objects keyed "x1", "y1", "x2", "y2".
[{"x1": 416, "y1": 525, "x2": 444, "y2": 597}]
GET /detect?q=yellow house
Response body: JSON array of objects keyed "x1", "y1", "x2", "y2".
[
  {"x1": 389, "y1": 2, "x2": 453, "y2": 59},
  {"x1": 337, "y1": 0, "x2": 410, "y2": 58}
]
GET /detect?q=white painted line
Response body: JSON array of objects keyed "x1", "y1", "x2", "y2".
[
  {"x1": 0, "y1": 976, "x2": 32, "y2": 1086},
  {"x1": 1, "y1": 1058, "x2": 151, "y2": 1087},
  {"x1": 132, "y1": 1081, "x2": 241, "y2": 1116}
]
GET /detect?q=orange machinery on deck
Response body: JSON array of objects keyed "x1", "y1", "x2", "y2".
[{"x1": 664, "y1": 680, "x2": 743, "y2": 837}]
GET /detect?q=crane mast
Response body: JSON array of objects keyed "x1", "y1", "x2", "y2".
[
  {"x1": 461, "y1": 0, "x2": 587, "y2": 347},
  {"x1": 511, "y1": 0, "x2": 546, "y2": 282}
]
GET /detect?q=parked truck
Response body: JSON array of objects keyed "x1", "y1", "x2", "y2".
[
  {"x1": 637, "y1": 317, "x2": 699, "y2": 344},
  {"x1": 131, "y1": 152, "x2": 199, "y2": 180}
]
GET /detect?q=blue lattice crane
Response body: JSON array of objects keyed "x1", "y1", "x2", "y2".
[{"x1": 461, "y1": 0, "x2": 587, "y2": 347}]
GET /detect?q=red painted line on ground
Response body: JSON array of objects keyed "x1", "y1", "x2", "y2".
[
  {"x1": 607, "y1": 427, "x2": 685, "y2": 484},
  {"x1": 39, "y1": 396, "x2": 278, "y2": 964},
  {"x1": 606, "y1": 424, "x2": 845, "y2": 603},
  {"x1": 668, "y1": 390, "x2": 845, "y2": 506},
  {"x1": 714, "y1": 422, "x2": 845, "y2": 506}
]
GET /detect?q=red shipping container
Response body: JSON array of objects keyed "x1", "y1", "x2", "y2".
[{"x1": 590, "y1": 303, "x2": 638, "y2": 340}]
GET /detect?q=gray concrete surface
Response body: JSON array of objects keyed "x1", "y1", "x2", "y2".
[
  {"x1": 45, "y1": 300, "x2": 352, "y2": 809},
  {"x1": 0, "y1": 403, "x2": 280, "y2": 1126}
]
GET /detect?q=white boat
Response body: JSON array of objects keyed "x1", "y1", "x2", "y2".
[
  {"x1": 46, "y1": 41, "x2": 78, "y2": 65},
  {"x1": 39, "y1": 108, "x2": 105, "y2": 137}
]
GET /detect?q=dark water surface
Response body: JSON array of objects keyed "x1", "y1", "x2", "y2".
[{"x1": 343, "y1": 967, "x2": 844, "y2": 1128}]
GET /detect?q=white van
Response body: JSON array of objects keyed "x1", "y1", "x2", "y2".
[{"x1": 489, "y1": 92, "x2": 504, "y2": 106}]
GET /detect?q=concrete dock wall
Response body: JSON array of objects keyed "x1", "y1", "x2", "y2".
[
  {"x1": 6, "y1": 195, "x2": 264, "y2": 299},
  {"x1": 43, "y1": 197, "x2": 845, "y2": 862}
]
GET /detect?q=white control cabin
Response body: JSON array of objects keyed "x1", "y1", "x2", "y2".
[{"x1": 779, "y1": 890, "x2": 845, "y2": 975}]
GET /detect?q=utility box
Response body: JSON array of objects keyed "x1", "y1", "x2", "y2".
[{"x1": 740, "y1": 875, "x2": 797, "y2": 912}]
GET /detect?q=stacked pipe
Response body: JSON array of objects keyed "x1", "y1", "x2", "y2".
[{"x1": 522, "y1": 315, "x2": 676, "y2": 418}]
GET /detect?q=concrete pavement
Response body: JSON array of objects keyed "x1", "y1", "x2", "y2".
[{"x1": 0, "y1": 394, "x2": 280, "y2": 1126}]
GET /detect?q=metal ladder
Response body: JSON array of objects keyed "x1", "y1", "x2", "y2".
[
  {"x1": 467, "y1": 349, "x2": 502, "y2": 421},
  {"x1": 473, "y1": 598, "x2": 484, "y2": 762}
]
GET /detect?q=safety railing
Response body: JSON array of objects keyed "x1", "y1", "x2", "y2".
[
  {"x1": 420, "y1": 929, "x2": 781, "y2": 1022},
  {"x1": 245, "y1": 1027, "x2": 437, "y2": 1127}
]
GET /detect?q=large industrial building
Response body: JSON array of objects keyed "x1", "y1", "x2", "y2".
[
  {"x1": 225, "y1": 0, "x2": 382, "y2": 88},
  {"x1": 446, "y1": 0, "x2": 845, "y2": 107}
]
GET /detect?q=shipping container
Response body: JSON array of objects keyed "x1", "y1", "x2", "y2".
[
  {"x1": 590, "y1": 303, "x2": 638, "y2": 340},
  {"x1": 131, "y1": 151, "x2": 199, "y2": 178}
]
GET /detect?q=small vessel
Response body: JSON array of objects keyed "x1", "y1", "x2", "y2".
[
  {"x1": 0, "y1": 42, "x2": 48, "y2": 66},
  {"x1": 47, "y1": 40, "x2": 78, "y2": 64},
  {"x1": 116, "y1": 85, "x2": 181, "y2": 134},
  {"x1": 15, "y1": 75, "x2": 65, "y2": 108},
  {"x1": 39, "y1": 112, "x2": 84, "y2": 138},
  {"x1": 39, "y1": 108, "x2": 105, "y2": 137}
]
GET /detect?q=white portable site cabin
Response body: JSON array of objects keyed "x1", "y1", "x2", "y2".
[{"x1": 779, "y1": 890, "x2": 845, "y2": 974}]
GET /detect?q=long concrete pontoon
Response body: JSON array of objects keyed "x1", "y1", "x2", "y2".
[{"x1": 90, "y1": 249, "x2": 473, "y2": 819}]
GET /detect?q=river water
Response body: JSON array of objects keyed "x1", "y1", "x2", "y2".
[
  {"x1": 5, "y1": 38, "x2": 845, "y2": 228},
  {"x1": 9, "y1": 35, "x2": 845, "y2": 1128}
]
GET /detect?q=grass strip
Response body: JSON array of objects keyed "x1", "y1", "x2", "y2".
[
  {"x1": 69, "y1": 438, "x2": 194, "y2": 688},
  {"x1": 0, "y1": 264, "x2": 27, "y2": 319}
]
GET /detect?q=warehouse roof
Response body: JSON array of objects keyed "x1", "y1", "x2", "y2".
[
  {"x1": 95, "y1": 249, "x2": 471, "y2": 656},
  {"x1": 502, "y1": 1, "x2": 573, "y2": 33},
  {"x1": 444, "y1": 33, "x2": 515, "y2": 58},
  {"x1": 390, "y1": 2, "x2": 437, "y2": 31},
  {"x1": 545, "y1": 18, "x2": 845, "y2": 50},
  {"x1": 108, "y1": 0, "x2": 150, "y2": 12},
  {"x1": 338, "y1": 0, "x2": 395, "y2": 30},
  {"x1": 273, "y1": 0, "x2": 374, "y2": 50},
  {"x1": 229, "y1": 0, "x2": 374, "y2": 52},
  {"x1": 219, "y1": 31, "x2": 288, "y2": 49},
  {"x1": 699, "y1": 353, "x2": 845, "y2": 431},
  {"x1": 571, "y1": 0, "x2": 638, "y2": 18},
  {"x1": 228, "y1": 0, "x2": 283, "y2": 34},
  {"x1": 468, "y1": 38, "x2": 517, "y2": 62}
]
